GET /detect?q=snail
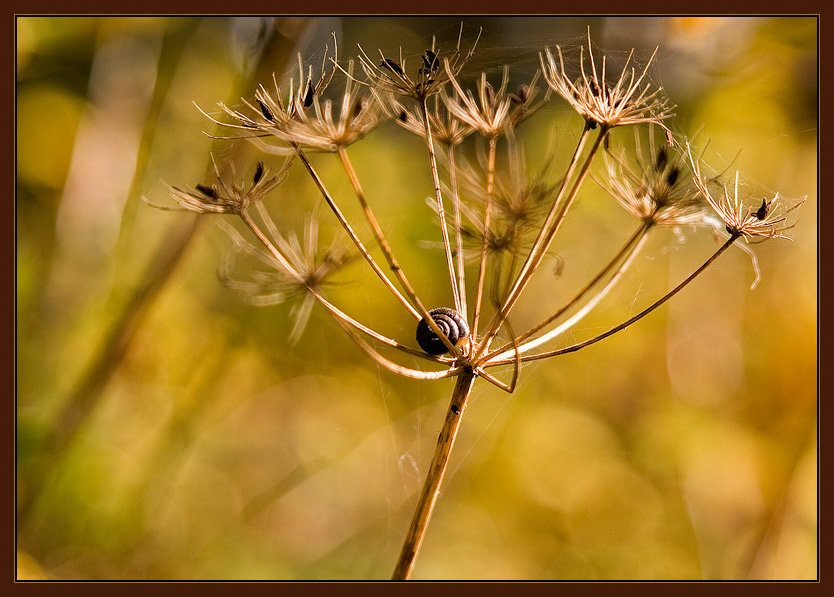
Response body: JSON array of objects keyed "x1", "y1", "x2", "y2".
[{"x1": 416, "y1": 308, "x2": 470, "y2": 356}]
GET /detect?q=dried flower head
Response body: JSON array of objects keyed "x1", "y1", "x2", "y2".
[
  {"x1": 196, "y1": 37, "x2": 340, "y2": 150},
  {"x1": 391, "y1": 90, "x2": 474, "y2": 146},
  {"x1": 219, "y1": 211, "x2": 353, "y2": 344},
  {"x1": 267, "y1": 61, "x2": 386, "y2": 152},
  {"x1": 203, "y1": 44, "x2": 384, "y2": 153},
  {"x1": 598, "y1": 128, "x2": 706, "y2": 227},
  {"x1": 151, "y1": 158, "x2": 289, "y2": 215},
  {"x1": 358, "y1": 26, "x2": 480, "y2": 102},
  {"x1": 445, "y1": 65, "x2": 545, "y2": 137},
  {"x1": 250, "y1": 50, "x2": 337, "y2": 131},
  {"x1": 687, "y1": 143, "x2": 804, "y2": 240},
  {"x1": 453, "y1": 141, "x2": 559, "y2": 259},
  {"x1": 541, "y1": 30, "x2": 673, "y2": 129},
  {"x1": 143, "y1": 24, "x2": 808, "y2": 581}
]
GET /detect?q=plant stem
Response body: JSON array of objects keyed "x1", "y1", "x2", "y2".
[
  {"x1": 500, "y1": 239, "x2": 520, "y2": 307},
  {"x1": 476, "y1": 124, "x2": 608, "y2": 357},
  {"x1": 471, "y1": 135, "x2": 498, "y2": 336},
  {"x1": 488, "y1": 233, "x2": 740, "y2": 365},
  {"x1": 17, "y1": 19, "x2": 214, "y2": 521},
  {"x1": 484, "y1": 221, "x2": 652, "y2": 361},
  {"x1": 420, "y1": 99, "x2": 461, "y2": 315},
  {"x1": 332, "y1": 146, "x2": 463, "y2": 358},
  {"x1": 392, "y1": 369, "x2": 478, "y2": 580},
  {"x1": 295, "y1": 145, "x2": 421, "y2": 321},
  {"x1": 448, "y1": 143, "x2": 467, "y2": 321}
]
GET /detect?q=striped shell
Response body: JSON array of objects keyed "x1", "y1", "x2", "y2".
[{"x1": 416, "y1": 308, "x2": 470, "y2": 356}]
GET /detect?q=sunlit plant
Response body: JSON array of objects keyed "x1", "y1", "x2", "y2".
[{"x1": 149, "y1": 27, "x2": 803, "y2": 580}]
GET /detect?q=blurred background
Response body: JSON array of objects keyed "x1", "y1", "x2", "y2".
[{"x1": 16, "y1": 16, "x2": 817, "y2": 580}]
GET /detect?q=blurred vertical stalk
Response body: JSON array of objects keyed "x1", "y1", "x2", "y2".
[
  {"x1": 17, "y1": 18, "x2": 204, "y2": 522},
  {"x1": 18, "y1": 215, "x2": 200, "y2": 521},
  {"x1": 17, "y1": 16, "x2": 308, "y2": 523}
]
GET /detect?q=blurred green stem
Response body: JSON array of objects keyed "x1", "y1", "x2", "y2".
[
  {"x1": 18, "y1": 215, "x2": 201, "y2": 520},
  {"x1": 16, "y1": 19, "x2": 205, "y2": 522},
  {"x1": 18, "y1": 17, "x2": 302, "y2": 523}
]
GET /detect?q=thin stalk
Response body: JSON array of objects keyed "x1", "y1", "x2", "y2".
[
  {"x1": 333, "y1": 146, "x2": 463, "y2": 358},
  {"x1": 448, "y1": 143, "x2": 467, "y2": 321},
  {"x1": 495, "y1": 123, "x2": 592, "y2": 311},
  {"x1": 420, "y1": 99, "x2": 461, "y2": 315},
  {"x1": 487, "y1": 234, "x2": 740, "y2": 366},
  {"x1": 484, "y1": 221, "x2": 651, "y2": 362},
  {"x1": 476, "y1": 124, "x2": 608, "y2": 358},
  {"x1": 249, "y1": 202, "x2": 441, "y2": 356},
  {"x1": 500, "y1": 234, "x2": 520, "y2": 306},
  {"x1": 494, "y1": 225, "x2": 651, "y2": 359},
  {"x1": 471, "y1": 135, "x2": 498, "y2": 336},
  {"x1": 495, "y1": 203, "x2": 531, "y2": 310},
  {"x1": 488, "y1": 251, "x2": 506, "y2": 309},
  {"x1": 18, "y1": 18, "x2": 212, "y2": 520},
  {"x1": 239, "y1": 210, "x2": 424, "y2": 359},
  {"x1": 241, "y1": 210, "x2": 462, "y2": 381},
  {"x1": 294, "y1": 144, "x2": 421, "y2": 321},
  {"x1": 392, "y1": 369, "x2": 478, "y2": 580},
  {"x1": 333, "y1": 316, "x2": 463, "y2": 381}
]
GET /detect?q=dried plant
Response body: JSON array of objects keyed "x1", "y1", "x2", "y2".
[
  {"x1": 150, "y1": 27, "x2": 804, "y2": 580},
  {"x1": 541, "y1": 29, "x2": 673, "y2": 130}
]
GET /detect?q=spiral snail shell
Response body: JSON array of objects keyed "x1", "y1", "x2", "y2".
[{"x1": 416, "y1": 308, "x2": 470, "y2": 356}]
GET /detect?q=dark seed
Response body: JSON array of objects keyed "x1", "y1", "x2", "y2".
[
  {"x1": 589, "y1": 80, "x2": 599, "y2": 96},
  {"x1": 253, "y1": 161, "x2": 264, "y2": 184},
  {"x1": 303, "y1": 81, "x2": 315, "y2": 108},
  {"x1": 451, "y1": 405, "x2": 461, "y2": 415},
  {"x1": 257, "y1": 98, "x2": 274, "y2": 121},
  {"x1": 754, "y1": 199, "x2": 769, "y2": 220},
  {"x1": 423, "y1": 49, "x2": 439, "y2": 72},
  {"x1": 655, "y1": 148, "x2": 668, "y2": 172},
  {"x1": 381, "y1": 58, "x2": 404, "y2": 76},
  {"x1": 517, "y1": 84, "x2": 529, "y2": 103},
  {"x1": 196, "y1": 184, "x2": 217, "y2": 199},
  {"x1": 666, "y1": 167, "x2": 679, "y2": 187}
]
